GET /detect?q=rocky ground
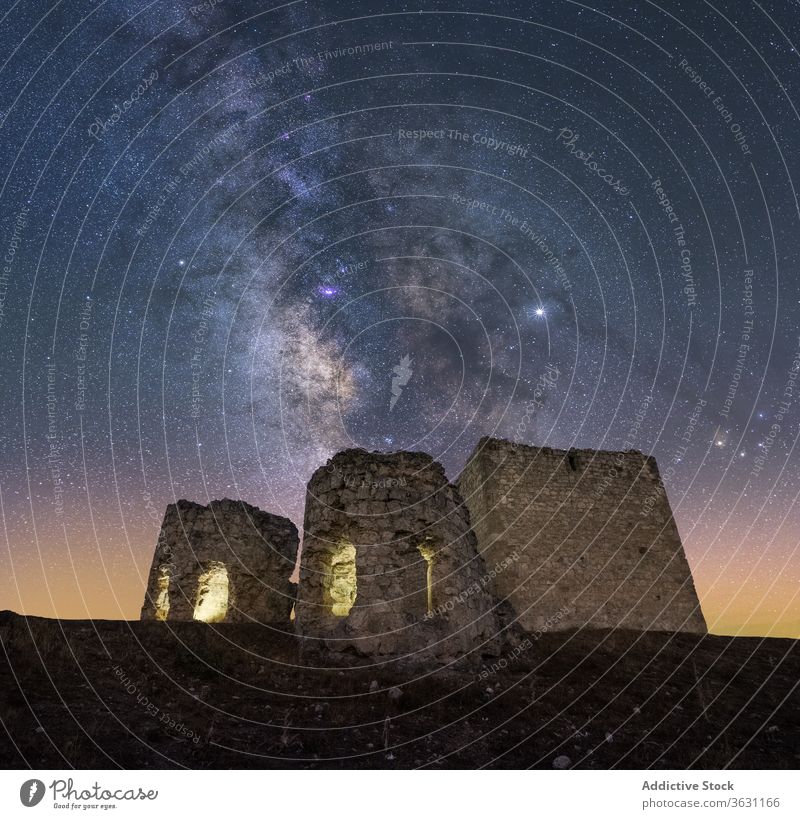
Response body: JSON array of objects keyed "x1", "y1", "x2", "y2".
[{"x1": 0, "y1": 610, "x2": 797, "y2": 769}]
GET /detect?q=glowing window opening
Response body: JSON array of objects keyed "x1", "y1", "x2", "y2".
[
  {"x1": 418, "y1": 543, "x2": 436, "y2": 615},
  {"x1": 154, "y1": 566, "x2": 170, "y2": 621},
  {"x1": 328, "y1": 543, "x2": 357, "y2": 617},
  {"x1": 193, "y1": 562, "x2": 229, "y2": 623}
]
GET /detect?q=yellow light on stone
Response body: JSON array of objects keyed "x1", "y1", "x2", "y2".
[
  {"x1": 154, "y1": 566, "x2": 171, "y2": 621},
  {"x1": 193, "y1": 562, "x2": 229, "y2": 623},
  {"x1": 328, "y1": 543, "x2": 357, "y2": 617},
  {"x1": 418, "y1": 542, "x2": 436, "y2": 615}
]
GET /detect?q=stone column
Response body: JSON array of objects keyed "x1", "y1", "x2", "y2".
[{"x1": 296, "y1": 449, "x2": 499, "y2": 661}]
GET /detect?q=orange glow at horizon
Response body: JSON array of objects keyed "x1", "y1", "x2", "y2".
[{"x1": 2, "y1": 497, "x2": 798, "y2": 639}]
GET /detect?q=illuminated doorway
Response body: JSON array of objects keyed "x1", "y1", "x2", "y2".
[
  {"x1": 193, "y1": 562, "x2": 229, "y2": 623},
  {"x1": 327, "y1": 542, "x2": 357, "y2": 616}
]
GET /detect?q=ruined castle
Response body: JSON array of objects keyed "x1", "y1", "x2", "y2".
[{"x1": 141, "y1": 438, "x2": 707, "y2": 659}]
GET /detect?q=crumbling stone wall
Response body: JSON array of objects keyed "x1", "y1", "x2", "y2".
[
  {"x1": 457, "y1": 437, "x2": 707, "y2": 634},
  {"x1": 295, "y1": 449, "x2": 499, "y2": 660},
  {"x1": 140, "y1": 499, "x2": 298, "y2": 625}
]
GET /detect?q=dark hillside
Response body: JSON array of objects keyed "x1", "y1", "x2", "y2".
[{"x1": 1, "y1": 612, "x2": 796, "y2": 769}]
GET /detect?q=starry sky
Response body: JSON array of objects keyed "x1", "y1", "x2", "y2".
[{"x1": 1, "y1": 0, "x2": 799, "y2": 637}]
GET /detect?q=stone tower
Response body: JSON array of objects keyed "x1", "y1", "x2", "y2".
[
  {"x1": 457, "y1": 437, "x2": 706, "y2": 634},
  {"x1": 140, "y1": 498, "x2": 298, "y2": 625},
  {"x1": 295, "y1": 449, "x2": 499, "y2": 660}
]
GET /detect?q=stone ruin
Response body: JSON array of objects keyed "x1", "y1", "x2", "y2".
[
  {"x1": 457, "y1": 437, "x2": 707, "y2": 634},
  {"x1": 293, "y1": 449, "x2": 499, "y2": 660},
  {"x1": 140, "y1": 498, "x2": 298, "y2": 626},
  {"x1": 140, "y1": 439, "x2": 706, "y2": 656}
]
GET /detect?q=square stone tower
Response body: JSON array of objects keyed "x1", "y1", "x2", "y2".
[
  {"x1": 457, "y1": 437, "x2": 706, "y2": 634},
  {"x1": 140, "y1": 499, "x2": 298, "y2": 625},
  {"x1": 295, "y1": 449, "x2": 499, "y2": 660}
]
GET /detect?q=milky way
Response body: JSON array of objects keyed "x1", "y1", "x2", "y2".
[{"x1": 1, "y1": 0, "x2": 799, "y2": 635}]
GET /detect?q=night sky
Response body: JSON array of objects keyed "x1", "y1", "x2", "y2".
[{"x1": 1, "y1": 0, "x2": 799, "y2": 637}]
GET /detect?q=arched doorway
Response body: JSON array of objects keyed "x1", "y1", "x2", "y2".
[{"x1": 193, "y1": 562, "x2": 230, "y2": 623}]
